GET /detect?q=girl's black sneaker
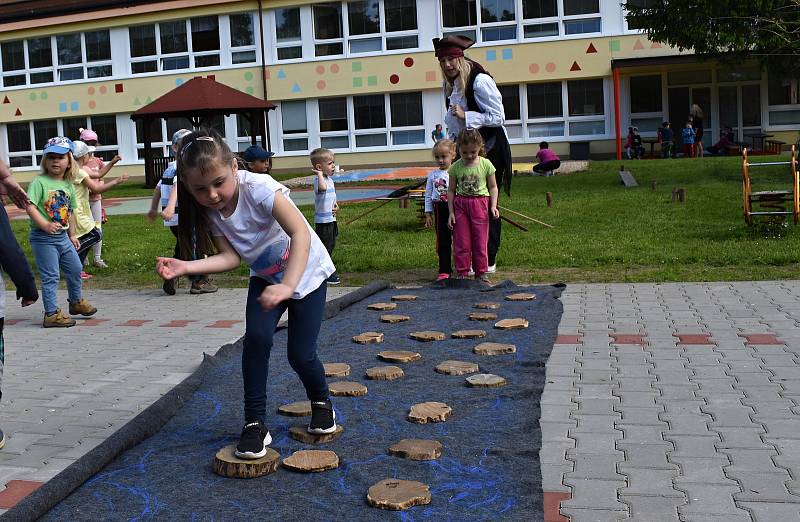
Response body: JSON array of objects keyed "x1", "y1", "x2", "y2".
[
  {"x1": 308, "y1": 399, "x2": 337, "y2": 434},
  {"x1": 235, "y1": 421, "x2": 271, "y2": 459}
]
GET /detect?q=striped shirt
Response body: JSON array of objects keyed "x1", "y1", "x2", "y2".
[{"x1": 313, "y1": 175, "x2": 337, "y2": 223}]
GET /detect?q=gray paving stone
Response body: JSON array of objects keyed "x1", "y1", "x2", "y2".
[
  {"x1": 558, "y1": 506, "x2": 630, "y2": 521},
  {"x1": 671, "y1": 456, "x2": 737, "y2": 486},
  {"x1": 739, "y1": 502, "x2": 800, "y2": 522},
  {"x1": 727, "y1": 469, "x2": 800, "y2": 503},
  {"x1": 617, "y1": 466, "x2": 683, "y2": 498},
  {"x1": 569, "y1": 432, "x2": 623, "y2": 455},
  {"x1": 561, "y1": 478, "x2": 629, "y2": 511},
  {"x1": 619, "y1": 495, "x2": 684, "y2": 522},
  {"x1": 616, "y1": 424, "x2": 667, "y2": 444},
  {"x1": 665, "y1": 434, "x2": 721, "y2": 458},
  {"x1": 567, "y1": 454, "x2": 626, "y2": 481},
  {"x1": 675, "y1": 484, "x2": 749, "y2": 518},
  {"x1": 616, "y1": 442, "x2": 677, "y2": 469}
]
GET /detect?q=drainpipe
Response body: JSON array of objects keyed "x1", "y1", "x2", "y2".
[
  {"x1": 613, "y1": 66, "x2": 622, "y2": 160},
  {"x1": 258, "y1": 0, "x2": 272, "y2": 151}
]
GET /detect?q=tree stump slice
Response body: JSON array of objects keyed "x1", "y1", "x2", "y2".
[
  {"x1": 282, "y1": 449, "x2": 339, "y2": 472},
  {"x1": 408, "y1": 401, "x2": 452, "y2": 423},
  {"x1": 368, "y1": 302, "x2": 397, "y2": 311},
  {"x1": 288, "y1": 425, "x2": 344, "y2": 444},
  {"x1": 212, "y1": 444, "x2": 279, "y2": 479},
  {"x1": 494, "y1": 318, "x2": 529, "y2": 330},
  {"x1": 409, "y1": 331, "x2": 445, "y2": 342},
  {"x1": 329, "y1": 381, "x2": 368, "y2": 397},
  {"x1": 474, "y1": 302, "x2": 501, "y2": 310},
  {"x1": 324, "y1": 363, "x2": 351, "y2": 377},
  {"x1": 505, "y1": 293, "x2": 536, "y2": 301},
  {"x1": 468, "y1": 312, "x2": 498, "y2": 321},
  {"x1": 391, "y1": 295, "x2": 418, "y2": 302},
  {"x1": 473, "y1": 342, "x2": 517, "y2": 356},
  {"x1": 434, "y1": 360, "x2": 479, "y2": 376},
  {"x1": 352, "y1": 331, "x2": 384, "y2": 344},
  {"x1": 366, "y1": 365, "x2": 405, "y2": 380},
  {"x1": 451, "y1": 329, "x2": 487, "y2": 339},
  {"x1": 377, "y1": 350, "x2": 421, "y2": 363},
  {"x1": 388, "y1": 439, "x2": 443, "y2": 461},
  {"x1": 367, "y1": 479, "x2": 432, "y2": 511},
  {"x1": 466, "y1": 373, "x2": 507, "y2": 387},
  {"x1": 380, "y1": 314, "x2": 411, "y2": 324},
  {"x1": 277, "y1": 400, "x2": 312, "y2": 417}
]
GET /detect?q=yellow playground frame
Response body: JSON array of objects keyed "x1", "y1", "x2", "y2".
[{"x1": 742, "y1": 146, "x2": 799, "y2": 225}]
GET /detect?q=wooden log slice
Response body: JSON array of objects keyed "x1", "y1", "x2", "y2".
[
  {"x1": 277, "y1": 400, "x2": 312, "y2": 417},
  {"x1": 365, "y1": 365, "x2": 405, "y2": 380},
  {"x1": 377, "y1": 350, "x2": 421, "y2": 363},
  {"x1": 468, "y1": 312, "x2": 498, "y2": 321},
  {"x1": 380, "y1": 314, "x2": 411, "y2": 324},
  {"x1": 409, "y1": 331, "x2": 445, "y2": 342},
  {"x1": 323, "y1": 362, "x2": 351, "y2": 377},
  {"x1": 466, "y1": 373, "x2": 507, "y2": 387},
  {"x1": 451, "y1": 329, "x2": 487, "y2": 339},
  {"x1": 352, "y1": 331, "x2": 384, "y2": 344},
  {"x1": 408, "y1": 401, "x2": 452, "y2": 423},
  {"x1": 367, "y1": 302, "x2": 397, "y2": 311},
  {"x1": 473, "y1": 342, "x2": 517, "y2": 356},
  {"x1": 474, "y1": 302, "x2": 501, "y2": 310},
  {"x1": 367, "y1": 479, "x2": 432, "y2": 511},
  {"x1": 329, "y1": 381, "x2": 368, "y2": 397},
  {"x1": 282, "y1": 449, "x2": 339, "y2": 473},
  {"x1": 391, "y1": 294, "x2": 418, "y2": 302},
  {"x1": 212, "y1": 444, "x2": 279, "y2": 479},
  {"x1": 494, "y1": 318, "x2": 529, "y2": 330},
  {"x1": 388, "y1": 439, "x2": 443, "y2": 461},
  {"x1": 505, "y1": 292, "x2": 537, "y2": 301},
  {"x1": 289, "y1": 425, "x2": 344, "y2": 444},
  {"x1": 434, "y1": 360, "x2": 479, "y2": 376}
]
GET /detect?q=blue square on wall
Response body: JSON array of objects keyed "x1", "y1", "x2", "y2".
[
  {"x1": 502, "y1": 49, "x2": 513, "y2": 60},
  {"x1": 485, "y1": 50, "x2": 497, "y2": 61}
]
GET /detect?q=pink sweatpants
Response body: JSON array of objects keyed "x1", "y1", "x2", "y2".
[{"x1": 453, "y1": 195, "x2": 489, "y2": 277}]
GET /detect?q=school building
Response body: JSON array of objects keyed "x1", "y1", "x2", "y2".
[{"x1": 1, "y1": 0, "x2": 799, "y2": 181}]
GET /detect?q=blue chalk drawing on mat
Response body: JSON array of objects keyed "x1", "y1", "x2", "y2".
[
  {"x1": 485, "y1": 50, "x2": 497, "y2": 61},
  {"x1": 59, "y1": 102, "x2": 67, "y2": 112},
  {"x1": 502, "y1": 48, "x2": 513, "y2": 60}
]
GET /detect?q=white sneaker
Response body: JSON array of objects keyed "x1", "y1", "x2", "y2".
[
  {"x1": 487, "y1": 264, "x2": 497, "y2": 273},
  {"x1": 468, "y1": 266, "x2": 475, "y2": 277},
  {"x1": 93, "y1": 259, "x2": 109, "y2": 268}
]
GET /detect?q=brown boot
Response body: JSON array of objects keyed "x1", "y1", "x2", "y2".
[
  {"x1": 190, "y1": 279, "x2": 218, "y2": 294},
  {"x1": 68, "y1": 298, "x2": 97, "y2": 317},
  {"x1": 43, "y1": 309, "x2": 76, "y2": 328}
]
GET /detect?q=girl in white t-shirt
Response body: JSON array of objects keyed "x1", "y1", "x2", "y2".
[{"x1": 155, "y1": 130, "x2": 337, "y2": 460}]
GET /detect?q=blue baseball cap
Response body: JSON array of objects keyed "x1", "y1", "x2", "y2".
[
  {"x1": 242, "y1": 145, "x2": 274, "y2": 162},
  {"x1": 43, "y1": 136, "x2": 74, "y2": 155}
]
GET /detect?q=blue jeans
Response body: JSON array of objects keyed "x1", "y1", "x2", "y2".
[
  {"x1": 29, "y1": 229, "x2": 82, "y2": 314},
  {"x1": 242, "y1": 277, "x2": 328, "y2": 424}
]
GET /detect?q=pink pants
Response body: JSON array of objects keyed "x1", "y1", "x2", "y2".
[{"x1": 453, "y1": 195, "x2": 489, "y2": 277}]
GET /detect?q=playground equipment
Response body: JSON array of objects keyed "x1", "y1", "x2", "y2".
[{"x1": 742, "y1": 146, "x2": 798, "y2": 225}]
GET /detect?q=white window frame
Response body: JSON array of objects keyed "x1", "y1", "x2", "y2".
[
  {"x1": 277, "y1": 100, "x2": 311, "y2": 153},
  {"x1": 765, "y1": 75, "x2": 800, "y2": 130},
  {"x1": 312, "y1": 2, "x2": 346, "y2": 59},
  {"x1": 272, "y1": 6, "x2": 304, "y2": 62},
  {"x1": 128, "y1": 17, "x2": 223, "y2": 75},
  {"x1": 227, "y1": 12, "x2": 259, "y2": 66}
]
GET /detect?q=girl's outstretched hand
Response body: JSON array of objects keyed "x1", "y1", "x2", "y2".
[
  {"x1": 258, "y1": 283, "x2": 293, "y2": 310},
  {"x1": 156, "y1": 257, "x2": 187, "y2": 280},
  {"x1": 448, "y1": 213, "x2": 456, "y2": 230}
]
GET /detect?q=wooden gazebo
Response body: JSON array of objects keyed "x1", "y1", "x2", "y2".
[{"x1": 130, "y1": 77, "x2": 276, "y2": 187}]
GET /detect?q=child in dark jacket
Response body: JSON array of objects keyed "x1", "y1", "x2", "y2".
[{"x1": 0, "y1": 166, "x2": 39, "y2": 448}]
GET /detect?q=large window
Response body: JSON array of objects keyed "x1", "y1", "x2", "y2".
[
  {"x1": 230, "y1": 13, "x2": 258, "y2": 64},
  {"x1": 313, "y1": 3, "x2": 344, "y2": 57},
  {"x1": 129, "y1": 17, "x2": 222, "y2": 73},
  {"x1": 319, "y1": 97, "x2": 350, "y2": 148},
  {"x1": 281, "y1": 100, "x2": 309, "y2": 151},
  {"x1": 441, "y1": 0, "x2": 600, "y2": 43},
  {"x1": 768, "y1": 75, "x2": 800, "y2": 126},
  {"x1": 630, "y1": 75, "x2": 662, "y2": 114},
  {"x1": 0, "y1": 30, "x2": 111, "y2": 87},
  {"x1": 5, "y1": 116, "x2": 119, "y2": 167},
  {"x1": 275, "y1": 8, "x2": 303, "y2": 60}
]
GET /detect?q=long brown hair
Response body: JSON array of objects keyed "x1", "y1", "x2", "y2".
[{"x1": 174, "y1": 129, "x2": 235, "y2": 261}]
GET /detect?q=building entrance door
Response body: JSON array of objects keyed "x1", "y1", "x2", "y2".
[
  {"x1": 668, "y1": 86, "x2": 712, "y2": 148},
  {"x1": 719, "y1": 84, "x2": 762, "y2": 144}
]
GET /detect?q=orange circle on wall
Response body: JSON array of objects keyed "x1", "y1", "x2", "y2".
[
  {"x1": 317, "y1": 80, "x2": 326, "y2": 90},
  {"x1": 330, "y1": 64, "x2": 340, "y2": 73},
  {"x1": 87, "y1": 87, "x2": 95, "y2": 95},
  {"x1": 529, "y1": 63, "x2": 540, "y2": 74},
  {"x1": 99, "y1": 85, "x2": 107, "y2": 94},
  {"x1": 545, "y1": 62, "x2": 556, "y2": 72},
  {"x1": 316, "y1": 65, "x2": 325, "y2": 75},
  {"x1": 88, "y1": 100, "x2": 96, "y2": 109}
]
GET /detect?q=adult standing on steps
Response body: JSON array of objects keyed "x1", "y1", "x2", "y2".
[{"x1": 434, "y1": 35, "x2": 512, "y2": 274}]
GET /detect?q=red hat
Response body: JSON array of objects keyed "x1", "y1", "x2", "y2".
[{"x1": 433, "y1": 35, "x2": 475, "y2": 59}]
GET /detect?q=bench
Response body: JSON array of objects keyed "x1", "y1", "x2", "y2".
[{"x1": 765, "y1": 139, "x2": 786, "y2": 155}]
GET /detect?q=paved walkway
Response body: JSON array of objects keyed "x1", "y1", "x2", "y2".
[{"x1": 1, "y1": 281, "x2": 800, "y2": 520}]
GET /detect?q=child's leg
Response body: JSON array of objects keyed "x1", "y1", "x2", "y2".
[
  {"x1": 469, "y1": 197, "x2": 490, "y2": 276},
  {"x1": 89, "y1": 200, "x2": 103, "y2": 261},
  {"x1": 452, "y1": 196, "x2": 472, "y2": 276},
  {"x1": 433, "y1": 202, "x2": 452, "y2": 275},
  {"x1": 76, "y1": 228, "x2": 102, "y2": 266},
  {"x1": 285, "y1": 282, "x2": 329, "y2": 401},
  {"x1": 242, "y1": 277, "x2": 288, "y2": 424},
  {"x1": 1, "y1": 317, "x2": 4, "y2": 400},
  {"x1": 57, "y1": 234, "x2": 84, "y2": 304},
  {"x1": 29, "y1": 231, "x2": 62, "y2": 314}
]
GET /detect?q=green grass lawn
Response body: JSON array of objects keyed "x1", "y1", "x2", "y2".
[{"x1": 8, "y1": 156, "x2": 800, "y2": 289}]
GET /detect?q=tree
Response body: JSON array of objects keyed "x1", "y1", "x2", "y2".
[{"x1": 623, "y1": 1, "x2": 800, "y2": 74}]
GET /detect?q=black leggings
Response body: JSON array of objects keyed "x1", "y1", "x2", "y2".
[
  {"x1": 432, "y1": 201, "x2": 452, "y2": 274},
  {"x1": 533, "y1": 160, "x2": 561, "y2": 173}
]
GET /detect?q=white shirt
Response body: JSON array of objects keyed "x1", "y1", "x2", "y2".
[
  {"x1": 313, "y1": 175, "x2": 337, "y2": 223},
  {"x1": 208, "y1": 171, "x2": 335, "y2": 299},
  {"x1": 443, "y1": 73, "x2": 507, "y2": 140},
  {"x1": 424, "y1": 169, "x2": 449, "y2": 212}
]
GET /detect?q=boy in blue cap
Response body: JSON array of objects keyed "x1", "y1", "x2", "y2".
[{"x1": 242, "y1": 145, "x2": 275, "y2": 174}]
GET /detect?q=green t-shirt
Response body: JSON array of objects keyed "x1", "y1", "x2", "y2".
[
  {"x1": 72, "y1": 168, "x2": 96, "y2": 237},
  {"x1": 448, "y1": 157, "x2": 496, "y2": 197},
  {"x1": 26, "y1": 174, "x2": 77, "y2": 230}
]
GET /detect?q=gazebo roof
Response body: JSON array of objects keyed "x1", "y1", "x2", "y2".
[{"x1": 131, "y1": 77, "x2": 275, "y2": 119}]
